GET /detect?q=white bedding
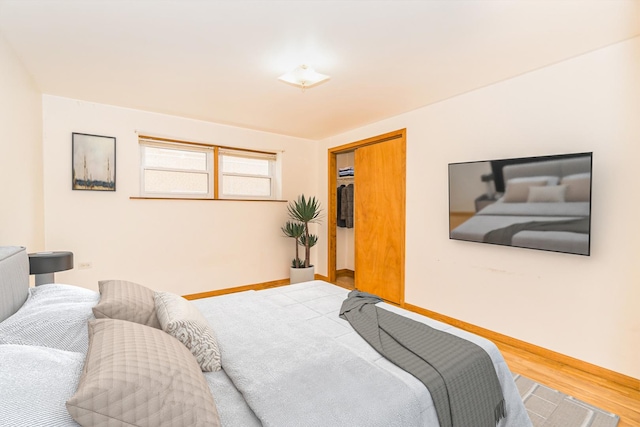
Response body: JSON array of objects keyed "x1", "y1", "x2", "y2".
[
  {"x1": 0, "y1": 284, "x2": 99, "y2": 353},
  {"x1": 0, "y1": 280, "x2": 532, "y2": 427},
  {"x1": 195, "y1": 288, "x2": 425, "y2": 427},
  {"x1": 0, "y1": 345, "x2": 83, "y2": 427},
  {"x1": 193, "y1": 281, "x2": 532, "y2": 427},
  {"x1": 204, "y1": 369, "x2": 262, "y2": 427}
]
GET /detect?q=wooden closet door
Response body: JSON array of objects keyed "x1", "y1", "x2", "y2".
[{"x1": 354, "y1": 137, "x2": 406, "y2": 304}]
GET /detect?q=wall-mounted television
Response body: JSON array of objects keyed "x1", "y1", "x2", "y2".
[{"x1": 448, "y1": 152, "x2": 592, "y2": 256}]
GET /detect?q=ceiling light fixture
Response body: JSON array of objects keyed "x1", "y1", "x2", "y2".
[{"x1": 278, "y1": 64, "x2": 330, "y2": 91}]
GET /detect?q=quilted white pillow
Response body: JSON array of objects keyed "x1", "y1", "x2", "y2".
[
  {"x1": 93, "y1": 279, "x2": 161, "y2": 329},
  {"x1": 527, "y1": 185, "x2": 567, "y2": 203},
  {"x1": 66, "y1": 319, "x2": 221, "y2": 427},
  {"x1": 155, "y1": 291, "x2": 222, "y2": 372},
  {"x1": 502, "y1": 178, "x2": 548, "y2": 203}
]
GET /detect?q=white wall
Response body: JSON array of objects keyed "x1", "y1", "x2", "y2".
[
  {"x1": 0, "y1": 33, "x2": 44, "y2": 251},
  {"x1": 42, "y1": 96, "x2": 317, "y2": 295},
  {"x1": 317, "y1": 37, "x2": 640, "y2": 379}
]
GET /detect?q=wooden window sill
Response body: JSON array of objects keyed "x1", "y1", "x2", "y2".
[{"x1": 130, "y1": 196, "x2": 287, "y2": 202}]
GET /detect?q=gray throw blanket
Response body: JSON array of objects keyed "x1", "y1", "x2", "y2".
[
  {"x1": 483, "y1": 217, "x2": 589, "y2": 246},
  {"x1": 340, "y1": 291, "x2": 506, "y2": 427}
]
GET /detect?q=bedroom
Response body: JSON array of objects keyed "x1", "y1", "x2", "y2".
[{"x1": 0, "y1": 0, "x2": 639, "y2": 425}]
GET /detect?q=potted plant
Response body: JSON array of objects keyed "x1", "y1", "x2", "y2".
[{"x1": 282, "y1": 194, "x2": 322, "y2": 284}]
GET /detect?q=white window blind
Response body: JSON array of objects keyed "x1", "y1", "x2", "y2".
[{"x1": 140, "y1": 140, "x2": 213, "y2": 198}]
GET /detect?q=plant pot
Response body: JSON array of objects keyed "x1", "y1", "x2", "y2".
[{"x1": 290, "y1": 266, "x2": 314, "y2": 284}]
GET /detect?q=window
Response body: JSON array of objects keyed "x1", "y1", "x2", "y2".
[
  {"x1": 140, "y1": 141, "x2": 213, "y2": 198},
  {"x1": 138, "y1": 136, "x2": 279, "y2": 200},
  {"x1": 219, "y1": 149, "x2": 276, "y2": 199}
]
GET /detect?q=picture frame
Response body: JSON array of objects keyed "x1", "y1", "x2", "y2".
[{"x1": 72, "y1": 133, "x2": 116, "y2": 191}]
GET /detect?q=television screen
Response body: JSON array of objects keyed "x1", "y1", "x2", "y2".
[{"x1": 448, "y1": 152, "x2": 592, "y2": 255}]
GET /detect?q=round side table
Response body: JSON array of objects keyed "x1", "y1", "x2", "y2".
[{"x1": 28, "y1": 251, "x2": 74, "y2": 286}]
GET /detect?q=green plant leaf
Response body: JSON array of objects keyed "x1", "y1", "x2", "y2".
[
  {"x1": 281, "y1": 221, "x2": 305, "y2": 238},
  {"x1": 287, "y1": 195, "x2": 322, "y2": 224},
  {"x1": 299, "y1": 234, "x2": 318, "y2": 248}
]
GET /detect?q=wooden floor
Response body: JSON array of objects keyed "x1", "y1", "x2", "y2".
[
  {"x1": 449, "y1": 212, "x2": 474, "y2": 231},
  {"x1": 332, "y1": 275, "x2": 640, "y2": 427},
  {"x1": 334, "y1": 274, "x2": 356, "y2": 290},
  {"x1": 498, "y1": 340, "x2": 640, "y2": 427}
]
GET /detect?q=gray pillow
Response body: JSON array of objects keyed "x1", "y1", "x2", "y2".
[
  {"x1": 66, "y1": 319, "x2": 221, "y2": 427},
  {"x1": 155, "y1": 291, "x2": 222, "y2": 372},
  {"x1": 92, "y1": 279, "x2": 161, "y2": 329},
  {"x1": 0, "y1": 344, "x2": 84, "y2": 427}
]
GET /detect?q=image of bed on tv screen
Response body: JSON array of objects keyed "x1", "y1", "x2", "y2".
[{"x1": 448, "y1": 152, "x2": 592, "y2": 256}]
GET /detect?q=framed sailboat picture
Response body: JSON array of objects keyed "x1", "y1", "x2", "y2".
[{"x1": 72, "y1": 133, "x2": 116, "y2": 191}]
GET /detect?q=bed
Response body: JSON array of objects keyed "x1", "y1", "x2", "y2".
[
  {"x1": 0, "y1": 245, "x2": 532, "y2": 426},
  {"x1": 450, "y1": 156, "x2": 592, "y2": 255}
]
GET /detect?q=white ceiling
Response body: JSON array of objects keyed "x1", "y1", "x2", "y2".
[{"x1": 1, "y1": 1, "x2": 638, "y2": 140}]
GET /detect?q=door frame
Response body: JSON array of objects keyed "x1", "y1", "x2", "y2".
[{"x1": 327, "y1": 129, "x2": 406, "y2": 286}]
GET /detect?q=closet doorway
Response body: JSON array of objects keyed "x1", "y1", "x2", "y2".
[{"x1": 328, "y1": 129, "x2": 406, "y2": 305}]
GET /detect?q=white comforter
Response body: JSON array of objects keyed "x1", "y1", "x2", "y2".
[{"x1": 193, "y1": 281, "x2": 532, "y2": 427}]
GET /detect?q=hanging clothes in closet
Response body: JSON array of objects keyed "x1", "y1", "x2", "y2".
[
  {"x1": 338, "y1": 183, "x2": 354, "y2": 229},
  {"x1": 337, "y1": 185, "x2": 346, "y2": 228}
]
